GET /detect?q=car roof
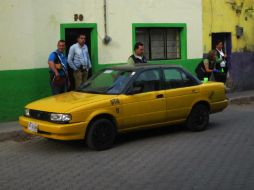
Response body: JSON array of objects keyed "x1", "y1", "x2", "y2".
[{"x1": 106, "y1": 64, "x2": 183, "y2": 71}]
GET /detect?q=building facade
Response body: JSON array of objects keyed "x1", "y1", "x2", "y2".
[
  {"x1": 0, "y1": 0, "x2": 203, "y2": 122},
  {"x1": 202, "y1": 0, "x2": 254, "y2": 90}
]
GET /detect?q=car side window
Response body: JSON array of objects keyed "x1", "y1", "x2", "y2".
[
  {"x1": 132, "y1": 69, "x2": 161, "y2": 93},
  {"x1": 163, "y1": 68, "x2": 197, "y2": 89}
]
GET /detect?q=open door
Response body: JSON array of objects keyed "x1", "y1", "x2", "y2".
[{"x1": 60, "y1": 23, "x2": 98, "y2": 90}]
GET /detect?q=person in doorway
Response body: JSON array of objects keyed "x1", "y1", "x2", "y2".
[
  {"x1": 195, "y1": 50, "x2": 219, "y2": 81},
  {"x1": 48, "y1": 40, "x2": 69, "y2": 95},
  {"x1": 214, "y1": 40, "x2": 228, "y2": 83},
  {"x1": 67, "y1": 34, "x2": 92, "y2": 90},
  {"x1": 127, "y1": 42, "x2": 148, "y2": 65}
]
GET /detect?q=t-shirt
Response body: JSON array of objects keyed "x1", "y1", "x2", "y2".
[
  {"x1": 48, "y1": 50, "x2": 67, "y2": 77},
  {"x1": 48, "y1": 51, "x2": 67, "y2": 68}
]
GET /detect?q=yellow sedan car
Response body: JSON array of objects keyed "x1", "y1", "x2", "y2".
[{"x1": 19, "y1": 64, "x2": 228, "y2": 150}]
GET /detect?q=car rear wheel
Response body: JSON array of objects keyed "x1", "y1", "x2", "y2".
[
  {"x1": 86, "y1": 118, "x2": 116, "y2": 150},
  {"x1": 186, "y1": 104, "x2": 209, "y2": 131}
]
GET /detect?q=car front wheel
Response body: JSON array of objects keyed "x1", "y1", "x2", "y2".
[
  {"x1": 186, "y1": 104, "x2": 209, "y2": 131},
  {"x1": 86, "y1": 118, "x2": 116, "y2": 150}
]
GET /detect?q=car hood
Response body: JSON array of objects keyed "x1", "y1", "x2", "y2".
[{"x1": 26, "y1": 91, "x2": 117, "y2": 113}]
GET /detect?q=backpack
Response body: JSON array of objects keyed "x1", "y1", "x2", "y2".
[
  {"x1": 50, "y1": 52, "x2": 68, "y2": 87},
  {"x1": 195, "y1": 60, "x2": 206, "y2": 80},
  {"x1": 53, "y1": 52, "x2": 63, "y2": 70}
]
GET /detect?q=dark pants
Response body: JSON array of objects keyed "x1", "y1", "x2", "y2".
[
  {"x1": 50, "y1": 82, "x2": 66, "y2": 95},
  {"x1": 213, "y1": 72, "x2": 227, "y2": 83}
]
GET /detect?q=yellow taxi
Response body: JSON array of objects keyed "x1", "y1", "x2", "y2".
[{"x1": 19, "y1": 64, "x2": 228, "y2": 150}]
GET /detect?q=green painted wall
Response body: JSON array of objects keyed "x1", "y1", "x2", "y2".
[
  {"x1": 0, "y1": 59, "x2": 201, "y2": 122},
  {"x1": 0, "y1": 68, "x2": 51, "y2": 122}
]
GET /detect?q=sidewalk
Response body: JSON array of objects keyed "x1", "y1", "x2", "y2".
[
  {"x1": 0, "y1": 89, "x2": 253, "y2": 141},
  {"x1": 0, "y1": 121, "x2": 21, "y2": 141},
  {"x1": 227, "y1": 89, "x2": 254, "y2": 104}
]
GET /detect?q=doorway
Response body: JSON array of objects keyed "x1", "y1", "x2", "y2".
[
  {"x1": 60, "y1": 23, "x2": 98, "y2": 90},
  {"x1": 64, "y1": 28, "x2": 92, "y2": 59},
  {"x1": 212, "y1": 32, "x2": 232, "y2": 68}
]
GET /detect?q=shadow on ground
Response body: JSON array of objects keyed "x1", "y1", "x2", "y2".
[{"x1": 10, "y1": 122, "x2": 220, "y2": 151}]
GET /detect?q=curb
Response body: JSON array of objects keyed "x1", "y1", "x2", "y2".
[
  {"x1": 0, "y1": 95, "x2": 253, "y2": 142},
  {"x1": 0, "y1": 121, "x2": 26, "y2": 142},
  {"x1": 0, "y1": 130, "x2": 24, "y2": 142},
  {"x1": 229, "y1": 95, "x2": 254, "y2": 104}
]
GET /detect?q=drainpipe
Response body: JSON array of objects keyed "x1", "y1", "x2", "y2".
[{"x1": 103, "y1": 0, "x2": 112, "y2": 44}]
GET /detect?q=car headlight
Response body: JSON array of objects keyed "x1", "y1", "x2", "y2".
[
  {"x1": 50, "y1": 113, "x2": 72, "y2": 122},
  {"x1": 24, "y1": 108, "x2": 30, "y2": 117}
]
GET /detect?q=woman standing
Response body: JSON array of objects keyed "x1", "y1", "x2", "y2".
[{"x1": 215, "y1": 41, "x2": 228, "y2": 83}]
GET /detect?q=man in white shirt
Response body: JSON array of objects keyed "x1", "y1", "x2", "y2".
[{"x1": 68, "y1": 34, "x2": 92, "y2": 89}]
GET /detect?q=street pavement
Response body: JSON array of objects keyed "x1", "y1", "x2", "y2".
[{"x1": 0, "y1": 102, "x2": 254, "y2": 190}]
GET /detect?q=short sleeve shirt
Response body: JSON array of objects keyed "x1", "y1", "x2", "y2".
[
  {"x1": 48, "y1": 50, "x2": 67, "y2": 77},
  {"x1": 48, "y1": 50, "x2": 67, "y2": 69}
]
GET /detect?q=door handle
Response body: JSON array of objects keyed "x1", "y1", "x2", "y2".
[
  {"x1": 156, "y1": 94, "x2": 164, "y2": 98},
  {"x1": 192, "y1": 89, "x2": 199, "y2": 93}
]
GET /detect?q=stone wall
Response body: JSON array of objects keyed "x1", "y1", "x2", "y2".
[{"x1": 230, "y1": 52, "x2": 254, "y2": 91}]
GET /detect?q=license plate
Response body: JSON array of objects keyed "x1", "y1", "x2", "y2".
[{"x1": 28, "y1": 122, "x2": 38, "y2": 133}]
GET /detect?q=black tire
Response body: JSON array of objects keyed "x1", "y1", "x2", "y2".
[
  {"x1": 186, "y1": 104, "x2": 209, "y2": 131},
  {"x1": 86, "y1": 118, "x2": 116, "y2": 150}
]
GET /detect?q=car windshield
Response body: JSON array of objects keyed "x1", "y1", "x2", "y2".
[{"x1": 78, "y1": 69, "x2": 135, "y2": 94}]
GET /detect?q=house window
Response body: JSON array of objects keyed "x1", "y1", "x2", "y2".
[{"x1": 135, "y1": 28, "x2": 181, "y2": 60}]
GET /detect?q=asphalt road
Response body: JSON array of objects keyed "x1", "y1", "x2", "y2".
[{"x1": 0, "y1": 103, "x2": 254, "y2": 190}]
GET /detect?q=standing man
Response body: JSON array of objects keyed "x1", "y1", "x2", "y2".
[
  {"x1": 68, "y1": 34, "x2": 92, "y2": 89},
  {"x1": 48, "y1": 40, "x2": 69, "y2": 95},
  {"x1": 127, "y1": 42, "x2": 148, "y2": 65}
]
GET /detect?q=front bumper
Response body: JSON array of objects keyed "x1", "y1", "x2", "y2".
[{"x1": 19, "y1": 116, "x2": 88, "y2": 140}]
